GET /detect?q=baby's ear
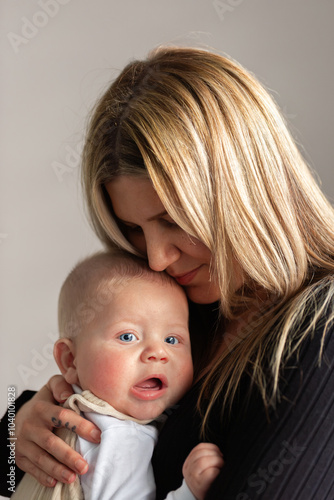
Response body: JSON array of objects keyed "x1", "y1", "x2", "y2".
[{"x1": 54, "y1": 339, "x2": 79, "y2": 385}]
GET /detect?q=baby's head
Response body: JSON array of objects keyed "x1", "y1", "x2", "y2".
[{"x1": 54, "y1": 251, "x2": 193, "y2": 420}]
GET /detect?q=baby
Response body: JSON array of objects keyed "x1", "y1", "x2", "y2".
[{"x1": 13, "y1": 251, "x2": 223, "y2": 500}]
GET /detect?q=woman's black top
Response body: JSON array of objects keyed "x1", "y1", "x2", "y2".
[
  {"x1": 1, "y1": 306, "x2": 334, "y2": 499},
  {"x1": 153, "y1": 309, "x2": 334, "y2": 499}
]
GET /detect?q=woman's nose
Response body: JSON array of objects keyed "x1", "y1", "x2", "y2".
[{"x1": 145, "y1": 232, "x2": 181, "y2": 272}]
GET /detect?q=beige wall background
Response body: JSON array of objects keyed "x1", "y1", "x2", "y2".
[{"x1": 1, "y1": 0, "x2": 333, "y2": 416}]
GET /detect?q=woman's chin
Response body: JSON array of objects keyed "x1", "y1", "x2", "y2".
[{"x1": 185, "y1": 284, "x2": 220, "y2": 304}]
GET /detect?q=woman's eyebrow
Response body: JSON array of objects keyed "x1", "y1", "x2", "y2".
[
  {"x1": 117, "y1": 210, "x2": 169, "y2": 225},
  {"x1": 147, "y1": 210, "x2": 168, "y2": 222}
]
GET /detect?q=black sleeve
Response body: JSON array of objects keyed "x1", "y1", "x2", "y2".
[{"x1": 0, "y1": 390, "x2": 36, "y2": 498}]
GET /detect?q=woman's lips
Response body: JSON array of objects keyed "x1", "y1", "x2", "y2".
[{"x1": 173, "y1": 267, "x2": 201, "y2": 286}]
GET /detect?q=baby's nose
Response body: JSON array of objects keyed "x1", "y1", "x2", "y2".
[{"x1": 141, "y1": 344, "x2": 168, "y2": 363}]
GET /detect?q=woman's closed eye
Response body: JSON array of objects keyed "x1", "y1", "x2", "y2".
[
  {"x1": 161, "y1": 218, "x2": 177, "y2": 229},
  {"x1": 123, "y1": 223, "x2": 143, "y2": 233},
  {"x1": 124, "y1": 218, "x2": 177, "y2": 231}
]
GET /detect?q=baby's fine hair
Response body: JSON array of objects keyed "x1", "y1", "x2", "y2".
[{"x1": 58, "y1": 250, "x2": 180, "y2": 339}]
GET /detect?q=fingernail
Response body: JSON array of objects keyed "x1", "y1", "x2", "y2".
[
  {"x1": 90, "y1": 429, "x2": 101, "y2": 442},
  {"x1": 60, "y1": 391, "x2": 72, "y2": 401},
  {"x1": 61, "y1": 469, "x2": 75, "y2": 482},
  {"x1": 47, "y1": 476, "x2": 56, "y2": 487},
  {"x1": 75, "y1": 459, "x2": 88, "y2": 474}
]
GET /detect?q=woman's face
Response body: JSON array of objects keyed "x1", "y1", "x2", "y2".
[{"x1": 105, "y1": 176, "x2": 221, "y2": 304}]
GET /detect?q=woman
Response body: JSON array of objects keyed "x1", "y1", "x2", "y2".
[{"x1": 5, "y1": 46, "x2": 334, "y2": 498}]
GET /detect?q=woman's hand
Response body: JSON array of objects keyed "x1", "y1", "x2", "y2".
[{"x1": 15, "y1": 375, "x2": 101, "y2": 487}]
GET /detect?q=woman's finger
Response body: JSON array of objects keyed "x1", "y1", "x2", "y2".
[
  {"x1": 16, "y1": 440, "x2": 76, "y2": 487},
  {"x1": 34, "y1": 401, "x2": 101, "y2": 443},
  {"x1": 14, "y1": 384, "x2": 101, "y2": 484},
  {"x1": 16, "y1": 456, "x2": 57, "y2": 488},
  {"x1": 17, "y1": 410, "x2": 91, "y2": 483},
  {"x1": 33, "y1": 427, "x2": 88, "y2": 474},
  {"x1": 47, "y1": 374, "x2": 74, "y2": 403}
]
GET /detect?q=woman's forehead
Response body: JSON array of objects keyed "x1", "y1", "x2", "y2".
[{"x1": 105, "y1": 176, "x2": 166, "y2": 222}]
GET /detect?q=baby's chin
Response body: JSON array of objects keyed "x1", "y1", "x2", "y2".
[
  {"x1": 128, "y1": 406, "x2": 167, "y2": 422},
  {"x1": 126, "y1": 400, "x2": 176, "y2": 422}
]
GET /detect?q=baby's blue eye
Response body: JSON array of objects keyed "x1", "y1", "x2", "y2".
[
  {"x1": 165, "y1": 336, "x2": 179, "y2": 345},
  {"x1": 119, "y1": 333, "x2": 137, "y2": 342}
]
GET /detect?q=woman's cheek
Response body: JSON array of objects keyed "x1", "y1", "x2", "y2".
[{"x1": 127, "y1": 232, "x2": 147, "y2": 254}]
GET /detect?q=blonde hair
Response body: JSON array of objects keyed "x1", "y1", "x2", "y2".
[
  {"x1": 81, "y1": 46, "x2": 334, "y2": 430},
  {"x1": 58, "y1": 250, "x2": 180, "y2": 340}
]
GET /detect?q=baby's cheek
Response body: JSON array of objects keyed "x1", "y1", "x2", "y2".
[
  {"x1": 77, "y1": 349, "x2": 107, "y2": 391},
  {"x1": 84, "y1": 357, "x2": 120, "y2": 400},
  {"x1": 178, "y1": 362, "x2": 194, "y2": 392}
]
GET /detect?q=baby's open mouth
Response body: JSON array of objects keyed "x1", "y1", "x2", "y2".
[
  {"x1": 135, "y1": 378, "x2": 163, "y2": 390},
  {"x1": 131, "y1": 375, "x2": 167, "y2": 401}
]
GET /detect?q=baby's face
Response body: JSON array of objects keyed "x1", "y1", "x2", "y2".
[{"x1": 72, "y1": 278, "x2": 193, "y2": 420}]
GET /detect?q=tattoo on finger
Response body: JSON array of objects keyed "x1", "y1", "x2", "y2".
[
  {"x1": 51, "y1": 417, "x2": 76, "y2": 432},
  {"x1": 65, "y1": 421, "x2": 77, "y2": 432},
  {"x1": 51, "y1": 417, "x2": 62, "y2": 428}
]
